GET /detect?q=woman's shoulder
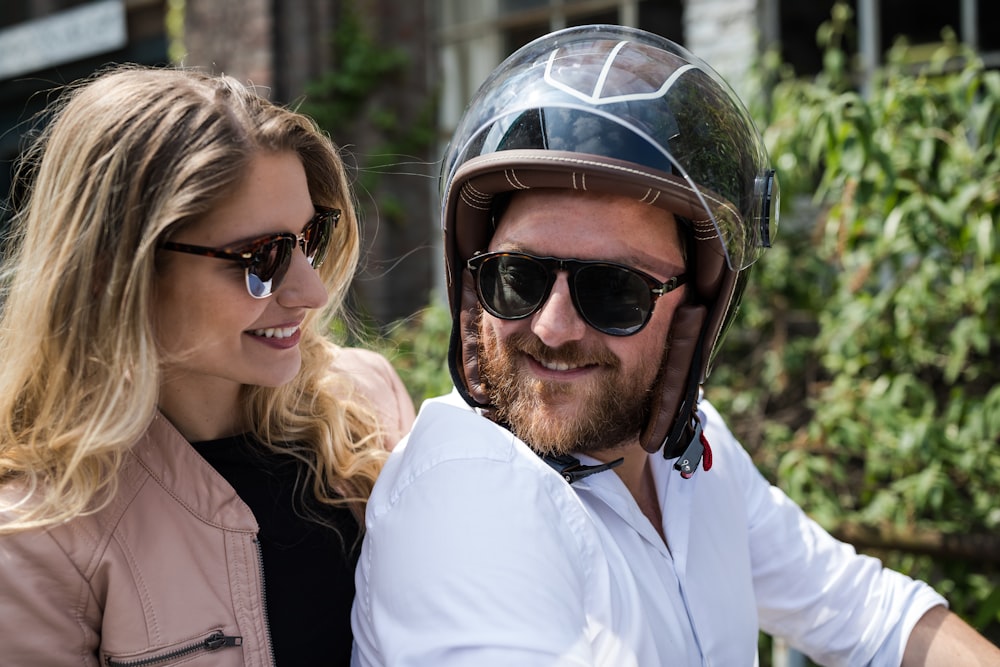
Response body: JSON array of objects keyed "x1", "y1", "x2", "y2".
[
  {"x1": 0, "y1": 430, "x2": 178, "y2": 565},
  {"x1": 331, "y1": 344, "x2": 383, "y2": 366},
  {"x1": 0, "y1": 476, "x2": 113, "y2": 574},
  {"x1": 329, "y1": 344, "x2": 416, "y2": 447},
  {"x1": 330, "y1": 344, "x2": 411, "y2": 399}
]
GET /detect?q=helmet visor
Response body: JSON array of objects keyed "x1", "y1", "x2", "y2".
[{"x1": 443, "y1": 25, "x2": 777, "y2": 271}]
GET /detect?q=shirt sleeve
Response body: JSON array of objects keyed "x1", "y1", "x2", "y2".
[
  {"x1": 352, "y1": 405, "x2": 603, "y2": 667},
  {"x1": 700, "y1": 402, "x2": 947, "y2": 667}
]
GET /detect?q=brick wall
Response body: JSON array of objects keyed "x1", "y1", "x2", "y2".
[
  {"x1": 683, "y1": 0, "x2": 761, "y2": 99},
  {"x1": 184, "y1": 0, "x2": 272, "y2": 88}
]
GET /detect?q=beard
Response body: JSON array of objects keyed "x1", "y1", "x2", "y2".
[{"x1": 478, "y1": 319, "x2": 665, "y2": 458}]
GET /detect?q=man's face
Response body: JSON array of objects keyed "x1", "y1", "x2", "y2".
[{"x1": 477, "y1": 188, "x2": 687, "y2": 457}]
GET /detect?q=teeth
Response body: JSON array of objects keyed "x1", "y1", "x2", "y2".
[
  {"x1": 540, "y1": 359, "x2": 581, "y2": 371},
  {"x1": 251, "y1": 326, "x2": 298, "y2": 339}
]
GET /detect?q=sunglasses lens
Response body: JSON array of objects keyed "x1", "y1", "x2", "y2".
[
  {"x1": 575, "y1": 265, "x2": 652, "y2": 335},
  {"x1": 304, "y1": 212, "x2": 335, "y2": 268},
  {"x1": 473, "y1": 253, "x2": 659, "y2": 335},
  {"x1": 478, "y1": 254, "x2": 549, "y2": 318},
  {"x1": 246, "y1": 238, "x2": 294, "y2": 298}
]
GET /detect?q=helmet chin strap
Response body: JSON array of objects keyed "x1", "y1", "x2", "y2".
[
  {"x1": 659, "y1": 325, "x2": 712, "y2": 479},
  {"x1": 669, "y1": 409, "x2": 708, "y2": 479},
  {"x1": 543, "y1": 454, "x2": 624, "y2": 484}
]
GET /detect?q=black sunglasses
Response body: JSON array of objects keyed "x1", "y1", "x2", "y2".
[
  {"x1": 160, "y1": 206, "x2": 340, "y2": 298},
  {"x1": 467, "y1": 251, "x2": 688, "y2": 336}
]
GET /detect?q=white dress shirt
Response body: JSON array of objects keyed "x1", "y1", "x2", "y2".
[{"x1": 352, "y1": 390, "x2": 945, "y2": 666}]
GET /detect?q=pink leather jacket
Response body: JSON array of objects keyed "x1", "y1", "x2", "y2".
[{"x1": 0, "y1": 347, "x2": 414, "y2": 666}]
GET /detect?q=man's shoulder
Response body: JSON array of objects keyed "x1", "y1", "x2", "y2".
[
  {"x1": 369, "y1": 390, "x2": 564, "y2": 513},
  {"x1": 697, "y1": 398, "x2": 746, "y2": 457},
  {"x1": 405, "y1": 391, "x2": 520, "y2": 462}
]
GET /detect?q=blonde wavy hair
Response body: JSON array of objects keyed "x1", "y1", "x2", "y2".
[{"x1": 0, "y1": 65, "x2": 387, "y2": 534}]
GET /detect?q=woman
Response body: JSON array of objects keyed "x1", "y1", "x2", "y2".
[{"x1": 0, "y1": 65, "x2": 414, "y2": 666}]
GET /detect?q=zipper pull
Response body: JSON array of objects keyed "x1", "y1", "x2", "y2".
[{"x1": 205, "y1": 632, "x2": 243, "y2": 650}]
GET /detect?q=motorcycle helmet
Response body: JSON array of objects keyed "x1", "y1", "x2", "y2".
[{"x1": 441, "y1": 24, "x2": 778, "y2": 461}]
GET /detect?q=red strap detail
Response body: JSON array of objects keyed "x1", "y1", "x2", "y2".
[{"x1": 700, "y1": 432, "x2": 713, "y2": 472}]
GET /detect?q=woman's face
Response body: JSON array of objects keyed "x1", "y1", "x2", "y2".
[{"x1": 153, "y1": 151, "x2": 329, "y2": 421}]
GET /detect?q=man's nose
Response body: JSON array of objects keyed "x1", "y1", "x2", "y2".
[{"x1": 530, "y1": 272, "x2": 587, "y2": 347}]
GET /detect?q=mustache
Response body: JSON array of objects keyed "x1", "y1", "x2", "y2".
[{"x1": 503, "y1": 332, "x2": 620, "y2": 369}]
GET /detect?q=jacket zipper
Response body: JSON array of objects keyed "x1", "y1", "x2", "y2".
[
  {"x1": 104, "y1": 631, "x2": 241, "y2": 667},
  {"x1": 254, "y1": 536, "x2": 278, "y2": 666}
]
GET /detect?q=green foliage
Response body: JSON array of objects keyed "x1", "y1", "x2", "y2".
[
  {"x1": 166, "y1": 0, "x2": 186, "y2": 63},
  {"x1": 713, "y1": 5, "x2": 1000, "y2": 636},
  {"x1": 371, "y1": 299, "x2": 454, "y2": 407},
  {"x1": 300, "y1": 10, "x2": 409, "y2": 131}
]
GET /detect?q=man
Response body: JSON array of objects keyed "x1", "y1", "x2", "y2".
[{"x1": 352, "y1": 25, "x2": 1000, "y2": 666}]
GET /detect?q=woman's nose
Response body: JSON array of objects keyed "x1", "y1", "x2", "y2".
[{"x1": 275, "y1": 248, "x2": 329, "y2": 309}]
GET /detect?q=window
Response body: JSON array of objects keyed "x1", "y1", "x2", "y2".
[
  {"x1": 778, "y1": 0, "x2": 844, "y2": 76},
  {"x1": 773, "y1": 0, "x2": 1000, "y2": 78}
]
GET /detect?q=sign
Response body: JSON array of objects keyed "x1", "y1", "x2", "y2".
[{"x1": 0, "y1": 0, "x2": 127, "y2": 80}]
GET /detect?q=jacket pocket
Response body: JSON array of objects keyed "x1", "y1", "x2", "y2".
[{"x1": 104, "y1": 630, "x2": 242, "y2": 667}]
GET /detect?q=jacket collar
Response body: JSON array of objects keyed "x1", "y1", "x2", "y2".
[{"x1": 127, "y1": 412, "x2": 259, "y2": 532}]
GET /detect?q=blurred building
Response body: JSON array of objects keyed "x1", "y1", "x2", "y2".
[
  {"x1": 2, "y1": 0, "x2": 997, "y2": 323},
  {"x1": 0, "y1": 0, "x2": 435, "y2": 326},
  {"x1": 0, "y1": 0, "x2": 167, "y2": 221},
  {"x1": 436, "y1": 0, "x2": 1000, "y2": 140}
]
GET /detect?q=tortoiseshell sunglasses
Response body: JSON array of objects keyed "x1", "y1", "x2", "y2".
[{"x1": 160, "y1": 206, "x2": 340, "y2": 298}]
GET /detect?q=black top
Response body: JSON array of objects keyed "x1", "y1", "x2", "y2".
[{"x1": 191, "y1": 435, "x2": 360, "y2": 666}]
